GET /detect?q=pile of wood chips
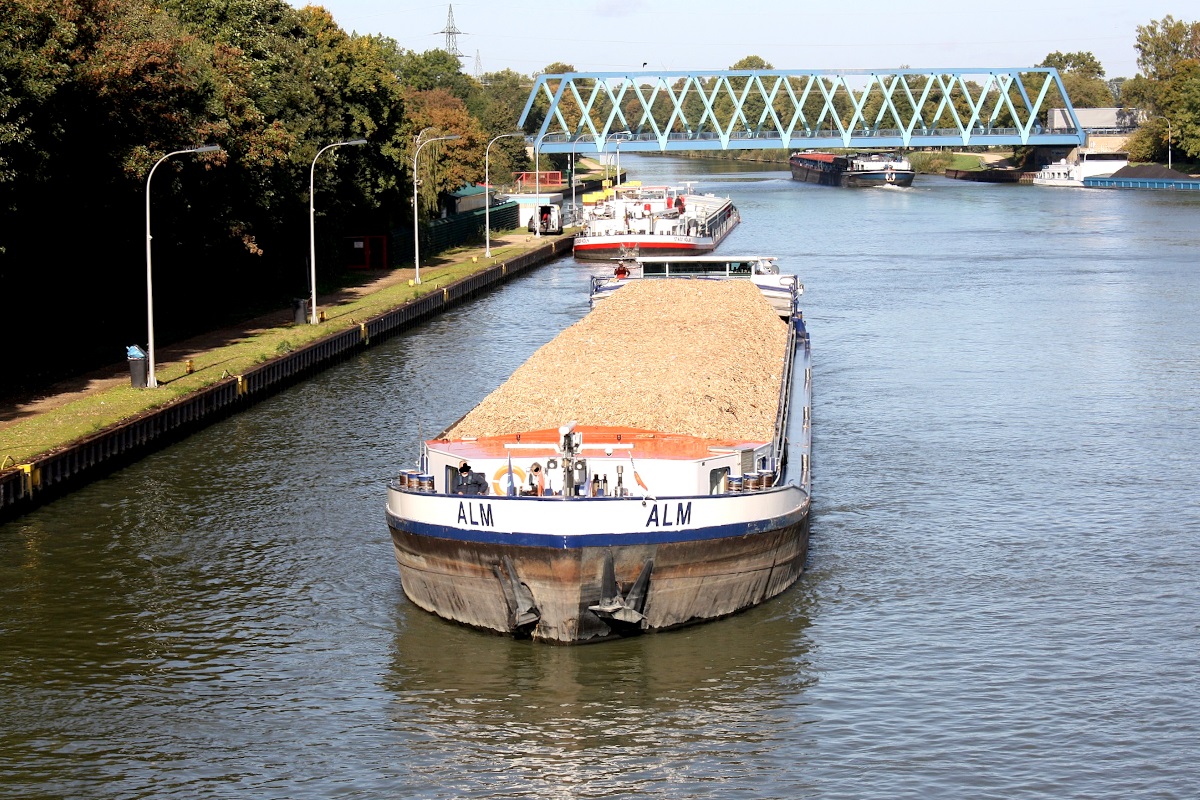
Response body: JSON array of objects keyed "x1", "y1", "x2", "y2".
[{"x1": 446, "y1": 280, "x2": 790, "y2": 442}]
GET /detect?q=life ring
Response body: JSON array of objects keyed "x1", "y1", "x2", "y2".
[{"x1": 492, "y1": 464, "x2": 527, "y2": 496}]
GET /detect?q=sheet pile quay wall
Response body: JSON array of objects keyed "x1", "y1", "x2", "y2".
[{"x1": 0, "y1": 238, "x2": 572, "y2": 522}]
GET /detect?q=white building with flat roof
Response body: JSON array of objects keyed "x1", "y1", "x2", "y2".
[{"x1": 1047, "y1": 108, "x2": 1141, "y2": 132}]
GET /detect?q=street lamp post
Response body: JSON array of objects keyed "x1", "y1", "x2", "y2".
[
  {"x1": 145, "y1": 144, "x2": 221, "y2": 389},
  {"x1": 569, "y1": 134, "x2": 601, "y2": 226},
  {"x1": 1165, "y1": 117, "x2": 1172, "y2": 172},
  {"x1": 485, "y1": 132, "x2": 523, "y2": 257},
  {"x1": 534, "y1": 137, "x2": 542, "y2": 237},
  {"x1": 309, "y1": 139, "x2": 367, "y2": 324},
  {"x1": 413, "y1": 129, "x2": 461, "y2": 284},
  {"x1": 611, "y1": 130, "x2": 632, "y2": 186}
]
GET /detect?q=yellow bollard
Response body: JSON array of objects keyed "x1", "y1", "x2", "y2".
[
  {"x1": 20, "y1": 463, "x2": 40, "y2": 494},
  {"x1": 185, "y1": 359, "x2": 194, "y2": 374}
]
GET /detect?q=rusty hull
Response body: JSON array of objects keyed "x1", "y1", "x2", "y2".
[{"x1": 389, "y1": 514, "x2": 810, "y2": 644}]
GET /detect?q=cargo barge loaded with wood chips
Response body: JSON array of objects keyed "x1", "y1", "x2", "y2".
[{"x1": 384, "y1": 276, "x2": 812, "y2": 643}]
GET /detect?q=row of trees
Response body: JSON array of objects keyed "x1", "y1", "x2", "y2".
[
  {"x1": 1034, "y1": 15, "x2": 1200, "y2": 164},
  {"x1": 1, "y1": 0, "x2": 542, "y2": 387}
]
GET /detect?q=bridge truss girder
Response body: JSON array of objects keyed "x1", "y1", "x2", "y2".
[{"x1": 518, "y1": 68, "x2": 1085, "y2": 153}]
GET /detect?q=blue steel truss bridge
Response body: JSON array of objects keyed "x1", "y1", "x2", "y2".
[{"x1": 519, "y1": 68, "x2": 1085, "y2": 154}]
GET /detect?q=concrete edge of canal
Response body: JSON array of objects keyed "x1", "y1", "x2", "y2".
[{"x1": 0, "y1": 236, "x2": 575, "y2": 523}]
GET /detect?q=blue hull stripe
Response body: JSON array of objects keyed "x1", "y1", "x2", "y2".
[
  {"x1": 846, "y1": 172, "x2": 915, "y2": 185},
  {"x1": 385, "y1": 507, "x2": 809, "y2": 549}
]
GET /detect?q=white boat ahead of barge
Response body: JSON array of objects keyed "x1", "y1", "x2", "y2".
[
  {"x1": 572, "y1": 183, "x2": 740, "y2": 261},
  {"x1": 385, "y1": 278, "x2": 812, "y2": 644}
]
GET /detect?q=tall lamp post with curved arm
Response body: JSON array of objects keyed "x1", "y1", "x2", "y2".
[
  {"x1": 533, "y1": 136, "x2": 543, "y2": 237},
  {"x1": 413, "y1": 129, "x2": 461, "y2": 284},
  {"x1": 569, "y1": 134, "x2": 601, "y2": 226},
  {"x1": 610, "y1": 130, "x2": 632, "y2": 187},
  {"x1": 1164, "y1": 116, "x2": 1173, "y2": 172},
  {"x1": 309, "y1": 139, "x2": 367, "y2": 324},
  {"x1": 485, "y1": 132, "x2": 524, "y2": 257},
  {"x1": 145, "y1": 144, "x2": 221, "y2": 389}
]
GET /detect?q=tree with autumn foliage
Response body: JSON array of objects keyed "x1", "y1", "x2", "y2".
[
  {"x1": 0, "y1": 0, "x2": 540, "y2": 389},
  {"x1": 406, "y1": 88, "x2": 486, "y2": 218}
]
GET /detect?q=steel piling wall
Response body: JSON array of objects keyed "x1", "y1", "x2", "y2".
[{"x1": 0, "y1": 237, "x2": 573, "y2": 522}]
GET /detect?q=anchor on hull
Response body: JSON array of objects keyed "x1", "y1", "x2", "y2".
[
  {"x1": 493, "y1": 556, "x2": 540, "y2": 633},
  {"x1": 589, "y1": 551, "x2": 653, "y2": 628}
]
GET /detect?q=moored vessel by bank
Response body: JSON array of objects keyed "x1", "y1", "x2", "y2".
[
  {"x1": 1083, "y1": 163, "x2": 1200, "y2": 191},
  {"x1": 573, "y1": 183, "x2": 740, "y2": 261},
  {"x1": 384, "y1": 279, "x2": 812, "y2": 644},
  {"x1": 790, "y1": 151, "x2": 915, "y2": 187},
  {"x1": 1032, "y1": 150, "x2": 1129, "y2": 187}
]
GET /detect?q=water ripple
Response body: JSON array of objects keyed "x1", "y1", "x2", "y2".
[{"x1": 3, "y1": 159, "x2": 1199, "y2": 799}]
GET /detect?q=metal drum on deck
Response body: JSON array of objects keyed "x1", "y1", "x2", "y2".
[
  {"x1": 417, "y1": 474, "x2": 434, "y2": 493},
  {"x1": 758, "y1": 469, "x2": 775, "y2": 488},
  {"x1": 400, "y1": 470, "x2": 419, "y2": 490},
  {"x1": 743, "y1": 472, "x2": 761, "y2": 492},
  {"x1": 727, "y1": 476, "x2": 743, "y2": 493}
]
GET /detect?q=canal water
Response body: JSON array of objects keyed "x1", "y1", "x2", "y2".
[{"x1": 3, "y1": 156, "x2": 1199, "y2": 799}]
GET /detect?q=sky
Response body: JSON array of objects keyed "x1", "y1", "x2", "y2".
[{"x1": 297, "y1": 0, "x2": 1173, "y2": 80}]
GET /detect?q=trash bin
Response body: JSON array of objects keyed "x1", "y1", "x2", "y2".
[
  {"x1": 293, "y1": 297, "x2": 309, "y2": 325},
  {"x1": 126, "y1": 345, "x2": 147, "y2": 389}
]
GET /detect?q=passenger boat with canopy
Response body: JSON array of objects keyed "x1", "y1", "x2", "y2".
[{"x1": 572, "y1": 183, "x2": 740, "y2": 261}]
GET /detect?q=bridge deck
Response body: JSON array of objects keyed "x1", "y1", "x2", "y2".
[{"x1": 519, "y1": 68, "x2": 1085, "y2": 153}]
